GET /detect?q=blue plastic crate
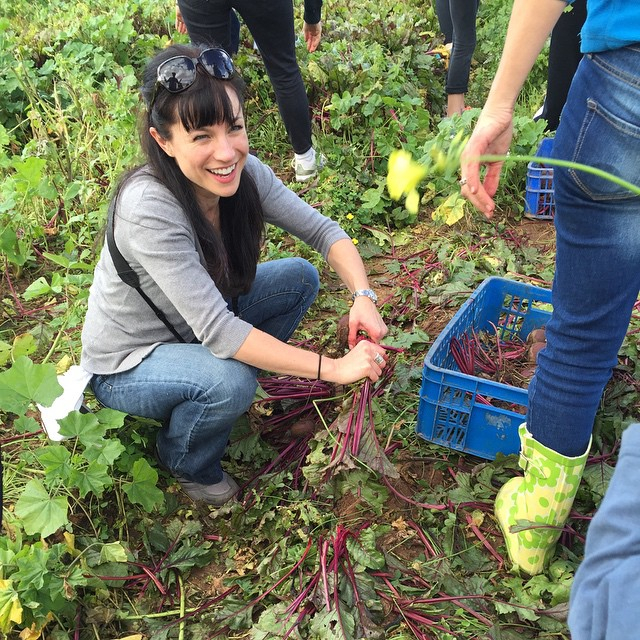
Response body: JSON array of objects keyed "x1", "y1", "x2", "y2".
[
  {"x1": 524, "y1": 137, "x2": 555, "y2": 220},
  {"x1": 416, "y1": 277, "x2": 553, "y2": 459}
]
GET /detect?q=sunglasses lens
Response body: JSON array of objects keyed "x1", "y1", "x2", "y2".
[
  {"x1": 199, "y1": 48, "x2": 235, "y2": 79},
  {"x1": 157, "y1": 57, "x2": 197, "y2": 92}
]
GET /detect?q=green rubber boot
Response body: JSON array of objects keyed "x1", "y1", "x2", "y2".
[{"x1": 495, "y1": 423, "x2": 589, "y2": 575}]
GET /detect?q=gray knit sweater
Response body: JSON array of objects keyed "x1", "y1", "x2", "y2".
[{"x1": 80, "y1": 154, "x2": 348, "y2": 374}]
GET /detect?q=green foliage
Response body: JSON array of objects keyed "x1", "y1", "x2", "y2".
[{"x1": 1, "y1": 0, "x2": 635, "y2": 638}]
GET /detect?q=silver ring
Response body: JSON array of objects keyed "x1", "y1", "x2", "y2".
[
  {"x1": 459, "y1": 177, "x2": 467, "y2": 187},
  {"x1": 374, "y1": 353, "x2": 384, "y2": 366}
]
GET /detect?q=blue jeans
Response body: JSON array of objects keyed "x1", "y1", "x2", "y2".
[
  {"x1": 528, "y1": 46, "x2": 640, "y2": 456},
  {"x1": 178, "y1": 0, "x2": 313, "y2": 155},
  {"x1": 91, "y1": 258, "x2": 319, "y2": 483}
]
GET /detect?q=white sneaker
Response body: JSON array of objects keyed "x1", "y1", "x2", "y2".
[{"x1": 293, "y1": 153, "x2": 326, "y2": 182}]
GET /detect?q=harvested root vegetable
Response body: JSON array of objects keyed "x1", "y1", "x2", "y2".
[
  {"x1": 526, "y1": 327, "x2": 547, "y2": 344},
  {"x1": 289, "y1": 417, "x2": 317, "y2": 438},
  {"x1": 336, "y1": 314, "x2": 350, "y2": 351},
  {"x1": 528, "y1": 341, "x2": 546, "y2": 362}
]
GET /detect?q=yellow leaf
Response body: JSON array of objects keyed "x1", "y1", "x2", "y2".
[
  {"x1": 432, "y1": 192, "x2": 466, "y2": 226},
  {"x1": 0, "y1": 580, "x2": 23, "y2": 633},
  {"x1": 19, "y1": 623, "x2": 43, "y2": 640},
  {"x1": 55, "y1": 355, "x2": 73, "y2": 375}
]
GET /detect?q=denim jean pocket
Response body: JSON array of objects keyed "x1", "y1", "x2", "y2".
[{"x1": 569, "y1": 98, "x2": 640, "y2": 201}]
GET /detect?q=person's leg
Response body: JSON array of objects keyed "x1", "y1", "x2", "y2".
[
  {"x1": 91, "y1": 344, "x2": 257, "y2": 485},
  {"x1": 234, "y1": 257, "x2": 320, "y2": 342},
  {"x1": 529, "y1": 46, "x2": 640, "y2": 457},
  {"x1": 178, "y1": 0, "x2": 233, "y2": 50},
  {"x1": 537, "y1": 0, "x2": 586, "y2": 131},
  {"x1": 435, "y1": 0, "x2": 453, "y2": 44},
  {"x1": 568, "y1": 424, "x2": 640, "y2": 640},
  {"x1": 229, "y1": 9, "x2": 241, "y2": 55},
  {"x1": 445, "y1": 0, "x2": 479, "y2": 116},
  {"x1": 233, "y1": 0, "x2": 313, "y2": 156},
  {"x1": 91, "y1": 258, "x2": 318, "y2": 484},
  {"x1": 497, "y1": 46, "x2": 640, "y2": 575}
]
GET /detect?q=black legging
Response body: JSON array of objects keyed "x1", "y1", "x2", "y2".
[
  {"x1": 537, "y1": 0, "x2": 587, "y2": 131},
  {"x1": 435, "y1": 0, "x2": 480, "y2": 95},
  {"x1": 178, "y1": 0, "x2": 313, "y2": 155}
]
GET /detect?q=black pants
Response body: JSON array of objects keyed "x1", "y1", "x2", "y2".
[
  {"x1": 537, "y1": 0, "x2": 587, "y2": 131},
  {"x1": 178, "y1": 0, "x2": 313, "y2": 154},
  {"x1": 435, "y1": 0, "x2": 480, "y2": 95}
]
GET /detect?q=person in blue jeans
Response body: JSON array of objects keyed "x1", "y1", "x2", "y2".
[
  {"x1": 176, "y1": 0, "x2": 324, "y2": 182},
  {"x1": 80, "y1": 44, "x2": 388, "y2": 506},
  {"x1": 568, "y1": 422, "x2": 640, "y2": 639},
  {"x1": 460, "y1": 0, "x2": 640, "y2": 577},
  {"x1": 434, "y1": 0, "x2": 480, "y2": 117}
]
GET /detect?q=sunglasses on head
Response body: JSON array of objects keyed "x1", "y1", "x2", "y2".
[{"x1": 150, "y1": 47, "x2": 235, "y2": 106}]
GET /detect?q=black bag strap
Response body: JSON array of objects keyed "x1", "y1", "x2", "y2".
[{"x1": 106, "y1": 199, "x2": 189, "y2": 344}]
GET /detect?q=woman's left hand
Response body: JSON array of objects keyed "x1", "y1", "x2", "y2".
[
  {"x1": 303, "y1": 21, "x2": 322, "y2": 52},
  {"x1": 348, "y1": 296, "x2": 387, "y2": 349}
]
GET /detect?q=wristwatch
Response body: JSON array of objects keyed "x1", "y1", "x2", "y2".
[{"x1": 351, "y1": 289, "x2": 378, "y2": 304}]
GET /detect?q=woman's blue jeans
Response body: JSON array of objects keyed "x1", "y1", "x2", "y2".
[
  {"x1": 91, "y1": 258, "x2": 320, "y2": 484},
  {"x1": 528, "y1": 46, "x2": 640, "y2": 456}
]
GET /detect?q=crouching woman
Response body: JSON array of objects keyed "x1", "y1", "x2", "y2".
[{"x1": 80, "y1": 44, "x2": 388, "y2": 506}]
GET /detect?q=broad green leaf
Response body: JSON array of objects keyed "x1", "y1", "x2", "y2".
[
  {"x1": 14, "y1": 545, "x2": 49, "y2": 592},
  {"x1": 83, "y1": 438, "x2": 126, "y2": 467},
  {"x1": 35, "y1": 445, "x2": 72, "y2": 481},
  {"x1": 22, "y1": 276, "x2": 53, "y2": 301},
  {"x1": 309, "y1": 608, "x2": 355, "y2": 640},
  {"x1": 11, "y1": 333, "x2": 36, "y2": 360},
  {"x1": 99, "y1": 542, "x2": 128, "y2": 564},
  {"x1": 58, "y1": 411, "x2": 106, "y2": 445},
  {"x1": 0, "y1": 227, "x2": 28, "y2": 267},
  {"x1": 70, "y1": 460, "x2": 112, "y2": 498},
  {"x1": 12, "y1": 414, "x2": 41, "y2": 434},
  {"x1": 95, "y1": 407, "x2": 127, "y2": 431},
  {"x1": 0, "y1": 580, "x2": 22, "y2": 633},
  {"x1": 14, "y1": 479, "x2": 68, "y2": 538},
  {"x1": 0, "y1": 356, "x2": 62, "y2": 414},
  {"x1": 346, "y1": 528, "x2": 385, "y2": 570},
  {"x1": 122, "y1": 458, "x2": 164, "y2": 512},
  {"x1": 0, "y1": 340, "x2": 11, "y2": 366},
  {"x1": 250, "y1": 603, "x2": 297, "y2": 639},
  {"x1": 582, "y1": 462, "x2": 615, "y2": 508}
]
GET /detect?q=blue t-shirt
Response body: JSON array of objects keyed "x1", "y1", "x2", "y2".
[{"x1": 574, "y1": 0, "x2": 640, "y2": 53}]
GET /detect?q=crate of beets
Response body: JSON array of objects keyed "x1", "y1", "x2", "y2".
[
  {"x1": 416, "y1": 277, "x2": 552, "y2": 460},
  {"x1": 524, "y1": 137, "x2": 555, "y2": 220}
]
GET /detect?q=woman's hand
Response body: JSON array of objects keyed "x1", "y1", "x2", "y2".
[
  {"x1": 459, "y1": 105, "x2": 514, "y2": 219},
  {"x1": 175, "y1": 5, "x2": 187, "y2": 34},
  {"x1": 330, "y1": 339, "x2": 388, "y2": 384},
  {"x1": 303, "y1": 21, "x2": 322, "y2": 52},
  {"x1": 347, "y1": 296, "x2": 387, "y2": 349}
]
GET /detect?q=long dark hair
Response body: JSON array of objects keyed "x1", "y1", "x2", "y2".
[{"x1": 118, "y1": 43, "x2": 264, "y2": 297}]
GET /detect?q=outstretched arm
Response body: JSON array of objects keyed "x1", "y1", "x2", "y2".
[
  {"x1": 460, "y1": 0, "x2": 567, "y2": 218},
  {"x1": 325, "y1": 238, "x2": 388, "y2": 349}
]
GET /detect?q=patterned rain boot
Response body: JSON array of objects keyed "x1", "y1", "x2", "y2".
[{"x1": 495, "y1": 423, "x2": 590, "y2": 575}]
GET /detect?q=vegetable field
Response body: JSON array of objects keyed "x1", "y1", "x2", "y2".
[{"x1": 2, "y1": 0, "x2": 640, "y2": 638}]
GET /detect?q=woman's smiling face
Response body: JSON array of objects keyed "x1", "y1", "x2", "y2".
[{"x1": 150, "y1": 85, "x2": 249, "y2": 207}]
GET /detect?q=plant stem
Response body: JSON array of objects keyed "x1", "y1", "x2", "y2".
[{"x1": 478, "y1": 154, "x2": 640, "y2": 195}]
